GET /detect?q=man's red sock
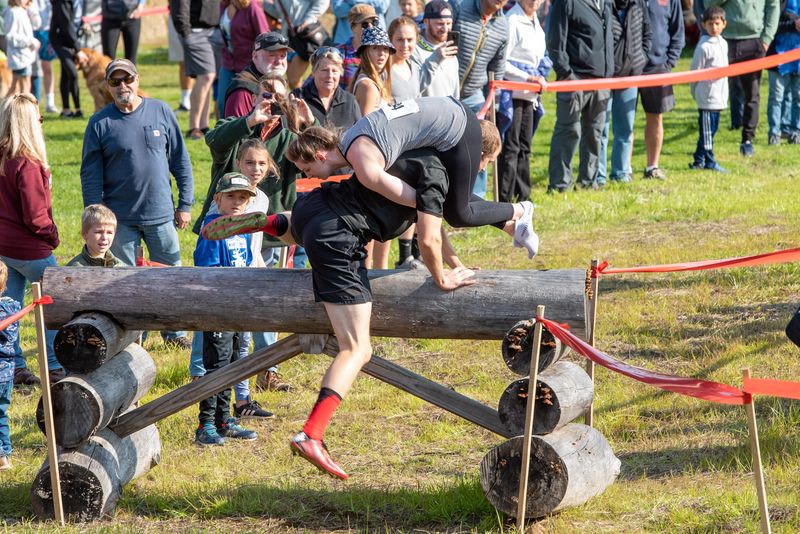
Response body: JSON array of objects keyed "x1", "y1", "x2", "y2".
[
  {"x1": 262, "y1": 214, "x2": 289, "y2": 237},
  {"x1": 302, "y1": 387, "x2": 342, "y2": 440}
]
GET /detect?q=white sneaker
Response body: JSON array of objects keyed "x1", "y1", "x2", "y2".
[
  {"x1": 45, "y1": 104, "x2": 60, "y2": 113},
  {"x1": 513, "y1": 201, "x2": 539, "y2": 259}
]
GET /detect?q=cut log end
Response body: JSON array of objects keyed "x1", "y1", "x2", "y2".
[
  {"x1": 54, "y1": 312, "x2": 142, "y2": 373},
  {"x1": 498, "y1": 378, "x2": 561, "y2": 436},
  {"x1": 502, "y1": 320, "x2": 563, "y2": 375},
  {"x1": 30, "y1": 463, "x2": 107, "y2": 521}
]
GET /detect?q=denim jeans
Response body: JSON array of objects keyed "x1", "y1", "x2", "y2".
[
  {"x1": 767, "y1": 70, "x2": 800, "y2": 137},
  {"x1": 461, "y1": 92, "x2": 489, "y2": 199},
  {"x1": 597, "y1": 87, "x2": 638, "y2": 184},
  {"x1": 0, "y1": 254, "x2": 62, "y2": 371},
  {"x1": 216, "y1": 66, "x2": 235, "y2": 121},
  {"x1": 0, "y1": 377, "x2": 11, "y2": 456},
  {"x1": 112, "y1": 220, "x2": 187, "y2": 341}
]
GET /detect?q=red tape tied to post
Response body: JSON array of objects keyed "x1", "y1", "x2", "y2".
[
  {"x1": 537, "y1": 317, "x2": 748, "y2": 405},
  {"x1": 136, "y1": 258, "x2": 169, "y2": 267},
  {"x1": 0, "y1": 296, "x2": 53, "y2": 332},
  {"x1": 478, "y1": 47, "x2": 800, "y2": 119},
  {"x1": 743, "y1": 377, "x2": 800, "y2": 401},
  {"x1": 594, "y1": 247, "x2": 800, "y2": 276}
]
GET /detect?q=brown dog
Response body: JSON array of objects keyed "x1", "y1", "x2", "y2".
[
  {"x1": 0, "y1": 57, "x2": 12, "y2": 99},
  {"x1": 76, "y1": 48, "x2": 146, "y2": 111}
]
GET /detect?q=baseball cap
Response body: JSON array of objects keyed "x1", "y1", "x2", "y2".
[
  {"x1": 254, "y1": 31, "x2": 292, "y2": 52},
  {"x1": 424, "y1": 0, "x2": 454, "y2": 19},
  {"x1": 105, "y1": 58, "x2": 137, "y2": 81},
  {"x1": 349, "y1": 4, "x2": 379, "y2": 27},
  {"x1": 216, "y1": 173, "x2": 256, "y2": 196}
]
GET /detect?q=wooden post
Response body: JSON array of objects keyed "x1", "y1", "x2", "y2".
[
  {"x1": 516, "y1": 305, "x2": 545, "y2": 528},
  {"x1": 134, "y1": 246, "x2": 145, "y2": 346},
  {"x1": 584, "y1": 259, "x2": 599, "y2": 427},
  {"x1": 278, "y1": 246, "x2": 288, "y2": 268},
  {"x1": 31, "y1": 283, "x2": 65, "y2": 526},
  {"x1": 488, "y1": 72, "x2": 499, "y2": 203},
  {"x1": 743, "y1": 369, "x2": 771, "y2": 534}
]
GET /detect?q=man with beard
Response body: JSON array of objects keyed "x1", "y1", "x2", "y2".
[{"x1": 80, "y1": 58, "x2": 195, "y2": 349}]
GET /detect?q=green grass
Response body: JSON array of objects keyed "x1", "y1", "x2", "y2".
[{"x1": 2, "y1": 46, "x2": 800, "y2": 532}]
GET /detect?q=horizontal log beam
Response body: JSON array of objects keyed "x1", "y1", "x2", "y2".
[
  {"x1": 42, "y1": 267, "x2": 587, "y2": 340},
  {"x1": 323, "y1": 340, "x2": 512, "y2": 438}
]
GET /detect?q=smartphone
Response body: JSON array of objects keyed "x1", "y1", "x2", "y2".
[
  {"x1": 447, "y1": 31, "x2": 460, "y2": 47},
  {"x1": 270, "y1": 101, "x2": 283, "y2": 115}
]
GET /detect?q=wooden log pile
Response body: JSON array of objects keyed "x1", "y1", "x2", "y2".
[
  {"x1": 31, "y1": 313, "x2": 161, "y2": 521},
  {"x1": 480, "y1": 320, "x2": 620, "y2": 519}
]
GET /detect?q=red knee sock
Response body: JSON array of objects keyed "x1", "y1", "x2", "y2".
[
  {"x1": 302, "y1": 387, "x2": 342, "y2": 440},
  {"x1": 262, "y1": 214, "x2": 289, "y2": 237}
]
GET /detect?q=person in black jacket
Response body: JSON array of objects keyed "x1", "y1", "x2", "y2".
[
  {"x1": 169, "y1": 0, "x2": 220, "y2": 139},
  {"x1": 50, "y1": 0, "x2": 88, "y2": 117},
  {"x1": 101, "y1": 0, "x2": 144, "y2": 63},
  {"x1": 597, "y1": 0, "x2": 651, "y2": 185},
  {"x1": 546, "y1": 0, "x2": 615, "y2": 192},
  {"x1": 293, "y1": 46, "x2": 361, "y2": 130}
]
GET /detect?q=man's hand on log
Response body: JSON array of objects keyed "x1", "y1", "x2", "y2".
[{"x1": 438, "y1": 266, "x2": 476, "y2": 291}]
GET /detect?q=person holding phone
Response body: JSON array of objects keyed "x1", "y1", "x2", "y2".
[{"x1": 411, "y1": 0, "x2": 459, "y2": 99}]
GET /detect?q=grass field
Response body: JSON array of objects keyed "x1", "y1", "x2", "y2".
[{"x1": 2, "y1": 46, "x2": 800, "y2": 533}]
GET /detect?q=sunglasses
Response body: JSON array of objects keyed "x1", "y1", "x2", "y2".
[
  {"x1": 311, "y1": 46, "x2": 343, "y2": 63},
  {"x1": 361, "y1": 19, "x2": 377, "y2": 29},
  {"x1": 108, "y1": 74, "x2": 136, "y2": 87}
]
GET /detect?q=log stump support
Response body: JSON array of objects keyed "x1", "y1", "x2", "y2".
[{"x1": 54, "y1": 312, "x2": 142, "y2": 374}]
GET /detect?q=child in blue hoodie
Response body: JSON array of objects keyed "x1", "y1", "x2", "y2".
[
  {"x1": 0, "y1": 260, "x2": 21, "y2": 470},
  {"x1": 192, "y1": 173, "x2": 259, "y2": 447}
]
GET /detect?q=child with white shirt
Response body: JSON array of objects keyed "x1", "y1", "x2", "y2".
[
  {"x1": 3, "y1": 0, "x2": 40, "y2": 94},
  {"x1": 689, "y1": 6, "x2": 729, "y2": 172}
]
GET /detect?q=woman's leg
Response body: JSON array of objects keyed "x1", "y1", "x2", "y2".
[
  {"x1": 121, "y1": 18, "x2": 141, "y2": 64},
  {"x1": 440, "y1": 110, "x2": 516, "y2": 228},
  {"x1": 101, "y1": 17, "x2": 122, "y2": 59}
]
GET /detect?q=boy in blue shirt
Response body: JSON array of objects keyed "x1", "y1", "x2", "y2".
[
  {"x1": 0, "y1": 260, "x2": 21, "y2": 469},
  {"x1": 193, "y1": 174, "x2": 259, "y2": 446}
]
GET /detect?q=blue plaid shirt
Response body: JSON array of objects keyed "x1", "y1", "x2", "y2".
[{"x1": 0, "y1": 297, "x2": 21, "y2": 383}]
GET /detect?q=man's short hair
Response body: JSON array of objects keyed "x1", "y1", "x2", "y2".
[
  {"x1": 82, "y1": 204, "x2": 117, "y2": 235},
  {"x1": 702, "y1": 6, "x2": 725, "y2": 22},
  {"x1": 423, "y1": 0, "x2": 453, "y2": 20}
]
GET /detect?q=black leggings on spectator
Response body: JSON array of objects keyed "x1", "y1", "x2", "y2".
[
  {"x1": 101, "y1": 17, "x2": 141, "y2": 63},
  {"x1": 54, "y1": 45, "x2": 80, "y2": 111},
  {"x1": 439, "y1": 107, "x2": 513, "y2": 230}
]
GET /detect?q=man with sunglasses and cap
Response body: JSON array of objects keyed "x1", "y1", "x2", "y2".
[
  {"x1": 80, "y1": 58, "x2": 195, "y2": 348},
  {"x1": 223, "y1": 30, "x2": 292, "y2": 118},
  {"x1": 332, "y1": 0, "x2": 388, "y2": 45}
]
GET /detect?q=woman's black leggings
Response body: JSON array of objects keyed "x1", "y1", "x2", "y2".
[
  {"x1": 54, "y1": 45, "x2": 80, "y2": 110},
  {"x1": 101, "y1": 17, "x2": 141, "y2": 64},
  {"x1": 439, "y1": 106, "x2": 514, "y2": 230}
]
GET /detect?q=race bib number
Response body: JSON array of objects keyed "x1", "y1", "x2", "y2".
[{"x1": 381, "y1": 100, "x2": 420, "y2": 120}]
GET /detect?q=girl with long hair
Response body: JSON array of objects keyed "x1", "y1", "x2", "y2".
[
  {"x1": 349, "y1": 25, "x2": 394, "y2": 115},
  {"x1": 0, "y1": 94, "x2": 64, "y2": 384}
]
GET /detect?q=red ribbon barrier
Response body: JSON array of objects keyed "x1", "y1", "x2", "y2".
[
  {"x1": 743, "y1": 377, "x2": 800, "y2": 401},
  {"x1": 478, "y1": 47, "x2": 800, "y2": 118},
  {"x1": 82, "y1": 5, "x2": 169, "y2": 24},
  {"x1": 595, "y1": 247, "x2": 800, "y2": 276},
  {"x1": 0, "y1": 296, "x2": 53, "y2": 332},
  {"x1": 296, "y1": 174, "x2": 350, "y2": 193},
  {"x1": 135, "y1": 258, "x2": 169, "y2": 267},
  {"x1": 538, "y1": 318, "x2": 749, "y2": 405}
]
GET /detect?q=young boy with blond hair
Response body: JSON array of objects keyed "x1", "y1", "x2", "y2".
[
  {"x1": 67, "y1": 204, "x2": 125, "y2": 267},
  {"x1": 193, "y1": 173, "x2": 259, "y2": 446},
  {"x1": 0, "y1": 260, "x2": 21, "y2": 470}
]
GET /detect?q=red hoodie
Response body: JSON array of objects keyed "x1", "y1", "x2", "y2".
[{"x1": 0, "y1": 156, "x2": 60, "y2": 260}]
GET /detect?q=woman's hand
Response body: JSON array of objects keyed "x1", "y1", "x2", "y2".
[
  {"x1": 246, "y1": 94, "x2": 274, "y2": 128},
  {"x1": 437, "y1": 266, "x2": 477, "y2": 291},
  {"x1": 130, "y1": 4, "x2": 144, "y2": 19},
  {"x1": 526, "y1": 75, "x2": 547, "y2": 92},
  {"x1": 290, "y1": 94, "x2": 315, "y2": 127}
]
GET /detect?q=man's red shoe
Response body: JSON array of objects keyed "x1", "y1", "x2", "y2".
[{"x1": 290, "y1": 431, "x2": 349, "y2": 480}]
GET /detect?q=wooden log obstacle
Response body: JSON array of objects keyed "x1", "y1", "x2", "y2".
[
  {"x1": 37, "y1": 266, "x2": 601, "y2": 521},
  {"x1": 480, "y1": 320, "x2": 620, "y2": 520}
]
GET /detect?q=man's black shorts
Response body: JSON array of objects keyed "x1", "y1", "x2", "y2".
[
  {"x1": 290, "y1": 190, "x2": 372, "y2": 305},
  {"x1": 639, "y1": 84, "x2": 675, "y2": 114}
]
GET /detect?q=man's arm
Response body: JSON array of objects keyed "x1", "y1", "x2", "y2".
[
  {"x1": 665, "y1": 0, "x2": 685, "y2": 69},
  {"x1": 416, "y1": 211, "x2": 475, "y2": 291},
  {"x1": 762, "y1": 0, "x2": 781, "y2": 47},
  {"x1": 169, "y1": 0, "x2": 191, "y2": 36},
  {"x1": 545, "y1": 0, "x2": 574, "y2": 80},
  {"x1": 80, "y1": 122, "x2": 104, "y2": 207}
]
